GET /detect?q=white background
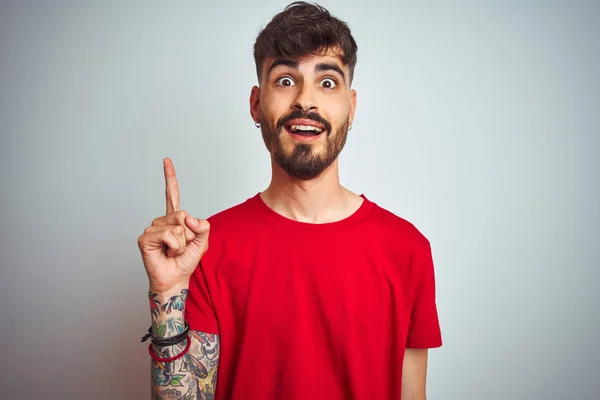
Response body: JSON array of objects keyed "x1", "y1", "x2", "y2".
[{"x1": 1, "y1": 0, "x2": 598, "y2": 398}]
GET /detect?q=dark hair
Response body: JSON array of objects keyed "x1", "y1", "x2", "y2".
[{"x1": 253, "y1": 2, "x2": 358, "y2": 84}]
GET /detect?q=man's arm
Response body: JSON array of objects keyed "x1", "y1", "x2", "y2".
[
  {"x1": 149, "y1": 288, "x2": 220, "y2": 400},
  {"x1": 137, "y1": 158, "x2": 217, "y2": 399},
  {"x1": 401, "y1": 348, "x2": 428, "y2": 400}
]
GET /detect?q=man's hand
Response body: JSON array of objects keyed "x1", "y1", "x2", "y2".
[{"x1": 138, "y1": 158, "x2": 210, "y2": 294}]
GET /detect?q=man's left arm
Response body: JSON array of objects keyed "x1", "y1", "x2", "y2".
[
  {"x1": 401, "y1": 348, "x2": 428, "y2": 400},
  {"x1": 402, "y1": 235, "x2": 442, "y2": 399}
]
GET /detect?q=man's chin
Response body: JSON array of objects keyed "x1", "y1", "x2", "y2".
[
  {"x1": 274, "y1": 153, "x2": 336, "y2": 181},
  {"x1": 283, "y1": 168, "x2": 324, "y2": 181},
  {"x1": 278, "y1": 141, "x2": 322, "y2": 158}
]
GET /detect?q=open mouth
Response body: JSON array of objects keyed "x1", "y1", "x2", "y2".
[{"x1": 283, "y1": 119, "x2": 327, "y2": 138}]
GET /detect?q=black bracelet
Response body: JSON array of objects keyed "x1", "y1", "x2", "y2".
[{"x1": 141, "y1": 321, "x2": 190, "y2": 347}]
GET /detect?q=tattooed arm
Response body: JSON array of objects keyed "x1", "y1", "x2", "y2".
[{"x1": 150, "y1": 286, "x2": 220, "y2": 400}]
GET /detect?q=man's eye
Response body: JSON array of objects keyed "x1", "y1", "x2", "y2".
[
  {"x1": 276, "y1": 77, "x2": 295, "y2": 87},
  {"x1": 319, "y1": 78, "x2": 337, "y2": 89}
]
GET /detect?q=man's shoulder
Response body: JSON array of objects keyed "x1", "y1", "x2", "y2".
[
  {"x1": 205, "y1": 193, "x2": 261, "y2": 233},
  {"x1": 367, "y1": 198, "x2": 430, "y2": 247}
]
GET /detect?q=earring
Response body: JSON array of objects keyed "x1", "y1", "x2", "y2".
[
  {"x1": 255, "y1": 122, "x2": 261, "y2": 128},
  {"x1": 348, "y1": 126, "x2": 353, "y2": 131}
]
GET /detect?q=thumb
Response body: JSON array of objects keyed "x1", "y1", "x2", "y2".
[
  {"x1": 185, "y1": 217, "x2": 210, "y2": 257},
  {"x1": 186, "y1": 216, "x2": 210, "y2": 237}
]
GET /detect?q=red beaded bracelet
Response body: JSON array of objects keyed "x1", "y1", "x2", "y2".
[{"x1": 148, "y1": 335, "x2": 191, "y2": 363}]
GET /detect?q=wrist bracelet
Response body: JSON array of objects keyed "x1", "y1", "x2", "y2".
[
  {"x1": 141, "y1": 321, "x2": 190, "y2": 347},
  {"x1": 148, "y1": 335, "x2": 191, "y2": 363}
]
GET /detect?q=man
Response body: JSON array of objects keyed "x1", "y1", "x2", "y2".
[{"x1": 138, "y1": 2, "x2": 442, "y2": 399}]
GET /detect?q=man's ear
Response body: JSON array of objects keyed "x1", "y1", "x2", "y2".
[
  {"x1": 348, "y1": 88, "x2": 357, "y2": 127},
  {"x1": 249, "y1": 85, "x2": 261, "y2": 124}
]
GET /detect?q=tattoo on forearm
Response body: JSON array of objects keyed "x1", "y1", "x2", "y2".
[
  {"x1": 161, "y1": 289, "x2": 188, "y2": 314},
  {"x1": 151, "y1": 332, "x2": 220, "y2": 399},
  {"x1": 149, "y1": 290, "x2": 220, "y2": 399},
  {"x1": 149, "y1": 290, "x2": 188, "y2": 338},
  {"x1": 149, "y1": 292, "x2": 161, "y2": 319}
]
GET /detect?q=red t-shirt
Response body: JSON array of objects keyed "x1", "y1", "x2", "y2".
[{"x1": 186, "y1": 193, "x2": 442, "y2": 400}]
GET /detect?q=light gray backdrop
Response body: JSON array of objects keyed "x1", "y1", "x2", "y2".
[{"x1": 1, "y1": 0, "x2": 598, "y2": 399}]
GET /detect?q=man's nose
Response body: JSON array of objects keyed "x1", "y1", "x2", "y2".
[{"x1": 292, "y1": 84, "x2": 318, "y2": 112}]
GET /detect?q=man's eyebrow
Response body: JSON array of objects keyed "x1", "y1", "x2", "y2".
[
  {"x1": 266, "y1": 59, "x2": 299, "y2": 77},
  {"x1": 315, "y1": 62, "x2": 346, "y2": 82}
]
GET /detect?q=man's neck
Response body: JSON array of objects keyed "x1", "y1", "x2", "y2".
[{"x1": 260, "y1": 158, "x2": 363, "y2": 224}]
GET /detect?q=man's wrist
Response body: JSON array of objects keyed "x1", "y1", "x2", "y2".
[
  {"x1": 148, "y1": 279, "x2": 190, "y2": 298},
  {"x1": 148, "y1": 285, "x2": 189, "y2": 338}
]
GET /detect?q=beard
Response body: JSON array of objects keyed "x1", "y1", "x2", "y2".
[{"x1": 260, "y1": 110, "x2": 350, "y2": 180}]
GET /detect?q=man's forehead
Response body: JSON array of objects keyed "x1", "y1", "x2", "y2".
[{"x1": 263, "y1": 48, "x2": 347, "y2": 72}]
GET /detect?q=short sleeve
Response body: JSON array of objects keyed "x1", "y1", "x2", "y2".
[
  {"x1": 406, "y1": 237, "x2": 442, "y2": 348},
  {"x1": 185, "y1": 261, "x2": 219, "y2": 335}
]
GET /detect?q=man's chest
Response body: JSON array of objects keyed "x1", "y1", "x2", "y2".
[{"x1": 212, "y1": 236, "x2": 415, "y2": 336}]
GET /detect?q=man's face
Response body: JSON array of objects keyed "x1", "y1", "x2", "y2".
[{"x1": 250, "y1": 49, "x2": 357, "y2": 180}]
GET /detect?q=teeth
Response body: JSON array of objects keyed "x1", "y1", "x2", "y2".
[{"x1": 290, "y1": 125, "x2": 323, "y2": 133}]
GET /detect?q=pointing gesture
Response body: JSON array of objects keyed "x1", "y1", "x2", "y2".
[
  {"x1": 164, "y1": 158, "x2": 180, "y2": 215},
  {"x1": 138, "y1": 158, "x2": 210, "y2": 294}
]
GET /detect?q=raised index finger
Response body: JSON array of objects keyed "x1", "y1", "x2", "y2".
[{"x1": 163, "y1": 157, "x2": 180, "y2": 215}]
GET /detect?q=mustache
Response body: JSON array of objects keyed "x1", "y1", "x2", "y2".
[{"x1": 276, "y1": 110, "x2": 332, "y2": 133}]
